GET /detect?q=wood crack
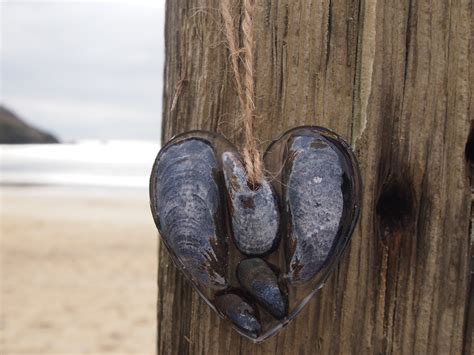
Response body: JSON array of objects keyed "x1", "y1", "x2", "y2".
[
  {"x1": 402, "y1": 0, "x2": 414, "y2": 91},
  {"x1": 325, "y1": 0, "x2": 333, "y2": 66}
]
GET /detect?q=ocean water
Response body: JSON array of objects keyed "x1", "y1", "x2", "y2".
[{"x1": 0, "y1": 140, "x2": 161, "y2": 188}]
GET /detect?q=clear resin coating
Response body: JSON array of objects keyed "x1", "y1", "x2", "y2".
[{"x1": 149, "y1": 126, "x2": 361, "y2": 342}]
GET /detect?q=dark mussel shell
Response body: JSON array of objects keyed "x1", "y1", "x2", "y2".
[
  {"x1": 237, "y1": 258, "x2": 288, "y2": 319},
  {"x1": 264, "y1": 126, "x2": 361, "y2": 284},
  {"x1": 222, "y1": 151, "x2": 280, "y2": 256},
  {"x1": 215, "y1": 292, "x2": 261, "y2": 338},
  {"x1": 150, "y1": 134, "x2": 228, "y2": 290}
]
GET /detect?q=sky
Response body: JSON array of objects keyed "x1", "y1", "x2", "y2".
[{"x1": 1, "y1": 0, "x2": 165, "y2": 141}]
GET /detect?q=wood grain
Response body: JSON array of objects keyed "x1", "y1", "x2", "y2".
[{"x1": 157, "y1": 0, "x2": 473, "y2": 353}]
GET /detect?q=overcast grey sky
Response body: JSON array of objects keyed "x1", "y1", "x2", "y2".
[{"x1": 1, "y1": 0, "x2": 165, "y2": 141}]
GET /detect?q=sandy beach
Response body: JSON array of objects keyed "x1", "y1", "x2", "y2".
[{"x1": 1, "y1": 186, "x2": 157, "y2": 354}]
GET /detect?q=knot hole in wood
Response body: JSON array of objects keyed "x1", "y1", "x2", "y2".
[{"x1": 376, "y1": 176, "x2": 415, "y2": 241}]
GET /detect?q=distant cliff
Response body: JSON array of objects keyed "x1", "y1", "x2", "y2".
[{"x1": 0, "y1": 106, "x2": 59, "y2": 144}]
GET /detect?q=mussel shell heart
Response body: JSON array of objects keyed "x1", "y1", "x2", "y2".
[{"x1": 150, "y1": 126, "x2": 361, "y2": 343}]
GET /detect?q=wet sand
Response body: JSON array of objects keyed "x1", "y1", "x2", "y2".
[{"x1": 1, "y1": 186, "x2": 157, "y2": 354}]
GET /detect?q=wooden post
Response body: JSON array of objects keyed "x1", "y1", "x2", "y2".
[{"x1": 157, "y1": 1, "x2": 473, "y2": 353}]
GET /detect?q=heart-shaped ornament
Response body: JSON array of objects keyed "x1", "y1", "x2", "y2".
[{"x1": 149, "y1": 126, "x2": 361, "y2": 342}]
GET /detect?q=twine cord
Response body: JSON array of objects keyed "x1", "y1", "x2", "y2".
[{"x1": 221, "y1": 0, "x2": 263, "y2": 186}]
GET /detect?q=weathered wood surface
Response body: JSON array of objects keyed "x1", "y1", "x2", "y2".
[{"x1": 157, "y1": 0, "x2": 473, "y2": 354}]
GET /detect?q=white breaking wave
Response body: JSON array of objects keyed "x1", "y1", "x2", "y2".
[{"x1": 0, "y1": 140, "x2": 161, "y2": 188}]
